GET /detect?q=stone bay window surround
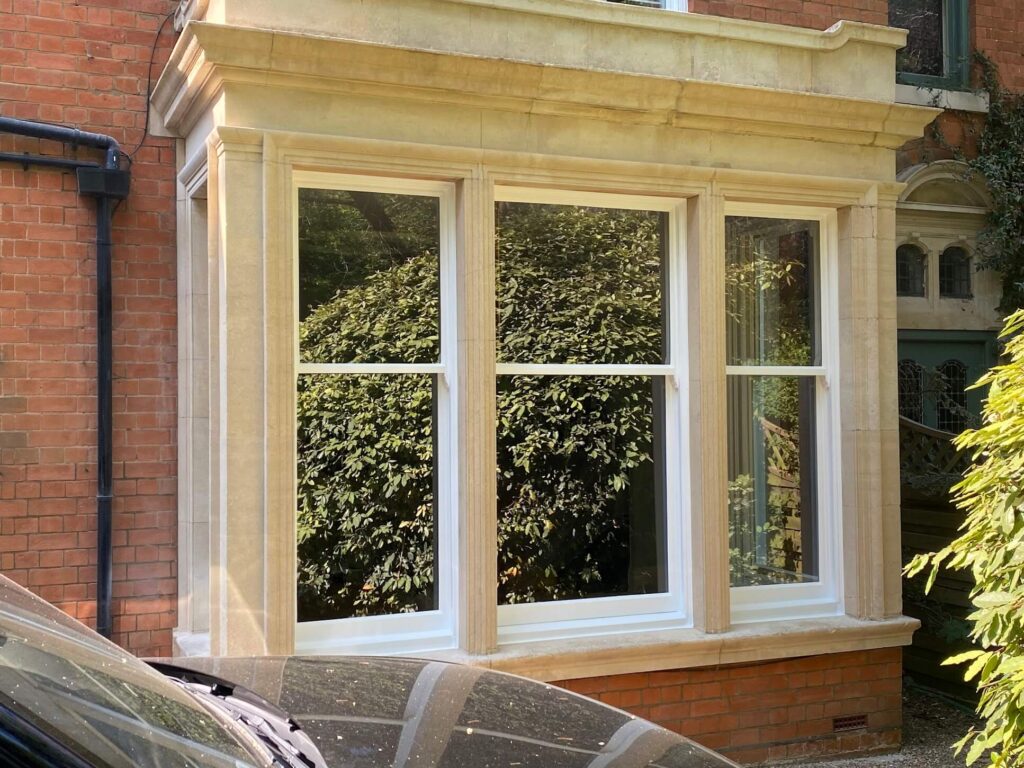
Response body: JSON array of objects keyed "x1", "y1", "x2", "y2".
[{"x1": 153, "y1": 0, "x2": 936, "y2": 680}]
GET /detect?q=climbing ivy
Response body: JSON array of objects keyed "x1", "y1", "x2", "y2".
[{"x1": 966, "y1": 55, "x2": 1024, "y2": 313}]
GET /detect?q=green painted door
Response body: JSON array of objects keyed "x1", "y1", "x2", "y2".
[{"x1": 897, "y1": 330, "x2": 998, "y2": 432}]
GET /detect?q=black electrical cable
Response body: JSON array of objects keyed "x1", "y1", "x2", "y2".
[{"x1": 127, "y1": 10, "x2": 176, "y2": 159}]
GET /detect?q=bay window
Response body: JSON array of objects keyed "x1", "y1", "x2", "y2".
[{"x1": 289, "y1": 174, "x2": 843, "y2": 652}]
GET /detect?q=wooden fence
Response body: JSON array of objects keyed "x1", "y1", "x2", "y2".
[{"x1": 899, "y1": 417, "x2": 977, "y2": 700}]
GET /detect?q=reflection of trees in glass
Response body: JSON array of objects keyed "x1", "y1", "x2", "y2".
[
  {"x1": 297, "y1": 186, "x2": 442, "y2": 621},
  {"x1": 496, "y1": 202, "x2": 664, "y2": 365},
  {"x1": 726, "y1": 217, "x2": 817, "y2": 586},
  {"x1": 725, "y1": 219, "x2": 815, "y2": 367},
  {"x1": 298, "y1": 189, "x2": 440, "y2": 319},
  {"x1": 890, "y1": 0, "x2": 944, "y2": 77},
  {"x1": 297, "y1": 202, "x2": 666, "y2": 617},
  {"x1": 496, "y1": 204, "x2": 665, "y2": 603},
  {"x1": 297, "y1": 371, "x2": 436, "y2": 620}
]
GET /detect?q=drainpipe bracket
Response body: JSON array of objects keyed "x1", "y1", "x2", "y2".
[{"x1": 76, "y1": 167, "x2": 131, "y2": 199}]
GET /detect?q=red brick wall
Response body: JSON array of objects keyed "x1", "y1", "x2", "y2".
[
  {"x1": 0, "y1": 0, "x2": 179, "y2": 655},
  {"x1": 892, "y1": 0, "x2": 1024, "y2": 171},
  {"x1": 689, "y1": 0, "x2": 886, "y2": 29},
  {"x1": 975, "y1": 0, "x2": 1024, "y2": 91},
  {"x1": 555, "y1": 648, "x2": 903, "y2": 765}
]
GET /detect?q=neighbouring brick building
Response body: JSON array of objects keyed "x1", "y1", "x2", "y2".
[
  {"x1": 0, "y1": 0, "x2": 1021, "y2": 764},
  {"x1": 0, "y1": 0, "x2": 179, "y2": 655}
]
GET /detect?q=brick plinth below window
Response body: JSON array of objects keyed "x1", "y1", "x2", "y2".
[{"x1": 554, "y1": 648, "x2": 903, "y2": 765}]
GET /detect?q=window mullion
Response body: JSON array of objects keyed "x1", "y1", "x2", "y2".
[{"x1": 455, "y1": 172, "x2": 498, "y2": 654}]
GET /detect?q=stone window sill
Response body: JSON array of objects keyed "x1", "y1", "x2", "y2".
[
  {"x1": 422, "y1": 615, "x2": 919, "y2": 682},
  {"x1": 895, "y1": 84, "x2": 989, "y2": 114}
]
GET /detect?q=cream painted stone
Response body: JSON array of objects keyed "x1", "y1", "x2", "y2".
[
  {"x1": 154, "y1": 23, "x2": 933, "y2": 164},
  {"x1": 208, "y1": 128, "x2": 270, "y2": 656},
  {"x1": 455, "y1": 173, "x2": 498, "y2": 654},
  {"x1": 262, "y1": 132, "x2": 297, "y2": 656},
  {"x1": 895, "y1": 161, "x2": 1001, "y2": 333},
  {"x1": 156, "y1": 0, "x2": 936, "y2": 664},
  {"x1": 690, "y1": 189, "x2": 730, "y2": 633},
  {"x1": 176, "y1": 162, "x2": 211, "y2": 641},
  {"x1": 174, "y1": 0, "x2": 905, "y2": 101},
  {"x1": 423, "y1": 615, "x2": 918, "y2": 682}
]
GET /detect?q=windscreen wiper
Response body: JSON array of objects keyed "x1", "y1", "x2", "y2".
[{"x1": 150, "y1": 664, "x2": 327, "y2": 768}]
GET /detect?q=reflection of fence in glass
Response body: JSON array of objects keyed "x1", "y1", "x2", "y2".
[{"x1": 728, "y1": 376, "x2": 817, "y2": 587}]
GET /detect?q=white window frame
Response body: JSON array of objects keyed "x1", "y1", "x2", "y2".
[
  {"x1": 599, "y1": 0, "x2": 688, "y2": 10},
  {"x1": 292, "y1": 172, "x2": 460, "y2": 655},
  {"x1": 724, "y1": 202, "x2": 843, "y2": 624},
  {"x1": 494, "y1": 186, "x2": 691, "y2": 643}
]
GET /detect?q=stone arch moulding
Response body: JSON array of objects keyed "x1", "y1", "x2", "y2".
[{"x1": 897, "y1": 159, "x2": 992, "y2": 210}]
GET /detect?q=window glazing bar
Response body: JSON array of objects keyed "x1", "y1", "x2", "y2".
[
  {"x1": 497, "y1": 363, "x2": 674, "y2": 376},
  {"x1": 725, "y1": 365, "x2": 827, "y2": 378},
  {"x1": 297, "y1": 363, "x2": 446, "y2": 375}
]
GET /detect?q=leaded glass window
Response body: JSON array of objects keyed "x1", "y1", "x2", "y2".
[
  {"x1": 939, "y1": 245, "x2": 971, "y2": 298},
  {"x1": 889, "y1": 0, "x2": 969, "y2": 89},
  {"x1": 896, "y1": 243, "x2": 926, "y2": 297}
]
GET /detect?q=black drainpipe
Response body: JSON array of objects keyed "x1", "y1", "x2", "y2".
[{"x1": 0, "y1": 116, "x2": 131, "y2": 639}]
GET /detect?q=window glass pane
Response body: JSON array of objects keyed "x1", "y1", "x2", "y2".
[
  {"x1": 890, "y1": 0, "x2": 944, "y2": 77},
  {"x1": 728, "y1": 375, "x2": 818, "y2": 587},
  {"x1": 896, "y1": 244, "x2": 927, "y2": 297},
  {"x1": 726, "y1": 217, "x2": 820, "y2": 367},
  {"x1": 497, "y1": 375, "x2": 667, "y2": 604},
  {"x1": 937, "y1": 359, "x2": 967, "y2": 432},
  {"x1": 495, "y1": 202, "x2": 668, "y2": 365},
  {"x1": 297, "y1": 373, "x2": 437, "y2": 621},
  {"x1": 939, "y1": 246, "x2": 971, "y2": 298},
  {"x1": 298, "y1": 188, "x2": 440, "y2": 364},
  {"x1": 898, "y1": 359, "x2": 925, "y2": 422}
]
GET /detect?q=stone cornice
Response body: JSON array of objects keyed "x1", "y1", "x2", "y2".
[
  {"x1": 153, "y1": 22, "x2": 938, "y2": 148},
  {"x1": 436, "y1": 0, "x2": 908, "y2": 50},
  {"x1": 180, "y1": 0, "x2": 907, "y2": 52}
]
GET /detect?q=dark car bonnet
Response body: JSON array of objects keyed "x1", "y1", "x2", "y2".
[{"x1": 170, "y1": 656, "x2": 737, "y2": 768}]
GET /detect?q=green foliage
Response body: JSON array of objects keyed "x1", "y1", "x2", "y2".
[
  {"x1": 494, "y1": 204, "x2": 665, "y2": 602},
  {"x1": 297, "y1": 203, "x2": 667, "y2": 617},
  {"x1": 966, "y1": 55, "x2": 1024, "y2": 313},
  {"x1": 297, "y1": 258, "x2": 440, "y2": 619},
  {"x1": 906, "y1": 309, "x2": 1024, "y2": 766}
]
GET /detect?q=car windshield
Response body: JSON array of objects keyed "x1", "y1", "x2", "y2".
[{"x1": 0, "y1": 577, "x2": 261, "y2": 768}]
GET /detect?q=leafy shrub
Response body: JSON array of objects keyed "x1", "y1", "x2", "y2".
[
  {"x1": 298, "y1": 204, "x2": 667, "y2": 617},
  {"x1": 906, "y1": 309, "x2": 1024, "y2": 766}
]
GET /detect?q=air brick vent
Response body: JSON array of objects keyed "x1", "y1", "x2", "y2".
[{"x1": 833, "y1": 714, "x2": 868, "y2": 732}]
